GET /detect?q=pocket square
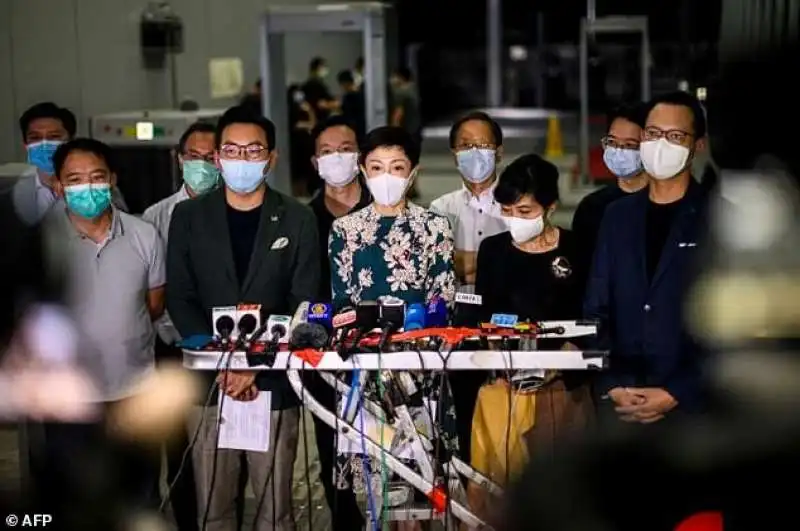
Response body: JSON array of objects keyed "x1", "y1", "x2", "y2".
[
  {"x1": 678, "y1": 242, "x2": 697, "y2": 248},
  {"x1": 271, "y1": 237, "x2": 289, "y2": 250}
]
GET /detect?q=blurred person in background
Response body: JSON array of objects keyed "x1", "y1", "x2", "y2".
[
  {"x1": 142, "y1": 121, "x2": 219, "y2": 531},
  {"x1": 307, "y1": 116, "x2": 369, "y2": 531},
  {"x1": 337, "y1": 70, "x2": 366, "y2": 140},
  {"x1": 470, "y1": 154, "x2": 593, "y2": 521},
  {"x1": 429, "y1": 111, "x2": 507, "y2": 459},
  {"x1": 572, "y1": 103, "x2": 648, "y2": 274},
  {"x1": 167, "y1": 106, "x2": 320, "y2": 531},
  {"x1": 302, "y1": 56, "x2": 339, "y2": 124},
  {"x1": 42, "y1": 138, "x2": 166, "y2": 515},
  {"x1": 390, "y1": 67, "x2": 422, "y2": 200},
  {"x1": 240, "y1": 78, "x2": 264, "y2": 116},
  {"x1": 14, "y1": 102, "x2": 128, "y2": 225},
  {"x1": 288, "y1": 83, "x2": 318, "y2": 196},
  {"x1": 585, "y1": 91, "x2": 710, "y2": 425}
]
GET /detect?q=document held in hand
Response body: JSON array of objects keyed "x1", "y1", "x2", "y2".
[{"x1": 217, "y1": 391, "x2": 272, "y2": 452}]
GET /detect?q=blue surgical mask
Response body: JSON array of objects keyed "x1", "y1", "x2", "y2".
[
  {"x1": 64, "y1": 183, "x2": 112, "y2": 219},
  {"x1": 182, "y1": 160, "x2": 219, "y2": 195},
  {"x1": 219, "y1": 159, "x2": 268, "y2": 194},
  {"x1": 456, "y1": 148, "x2": 496, "y2": 184},
  {"x1": 27, "y1": 140, "x2": 63, "y2": 175},
  {"x1": 603, "y1": 147, "x2": 643, "y2": 179}
]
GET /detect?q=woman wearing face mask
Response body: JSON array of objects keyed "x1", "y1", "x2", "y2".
[
  {"x1": 328, "y1": 126, "x2": 456, "y2": 531},
  {"x1": 329, "y1": 125, "x2": 455, "y2": 309},
  {"x1": 468, "y1": 153, "x2": 593, "y2": 523}
]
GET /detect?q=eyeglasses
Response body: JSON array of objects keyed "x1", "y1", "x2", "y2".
[
  {"x1": 643, "y1": 126, "x2": 693, "y2": 146},
  {"x1": 182, "y1": 151, "x2": 215, "y2": 163},
  {"x1": 219, "y1": 143, "x2": 269, "y2": 161},
  {"x1": 601, "y1": 136, "x2": 640, "y2": 150},
  {"x1": 454, "y1": 142, "x2": 495, "y2": 151},
  {"x1": 318, "y1": 146, "x2": 357, "y2": 157}
]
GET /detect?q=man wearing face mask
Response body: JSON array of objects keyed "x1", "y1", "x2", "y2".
[
  {"x1": 167, "y1": 105, "x2": 320, "y2": 530},
  {"x1": 42, "y1": 138, "x2": 166, "y2": 511},
  {"x1": 430, "y1": 112, "x2": 508, "y2": 293},
  {"x1": 572, "y1": 103, "x2": 648, "y2": 272},
  {"x1": 302, "y1": 56, "x2": 339, "y2": 124},
  {"x1": 585, "y1": 91, "x2": 711, "y2": 425},
  {"x1": 306, "y1": 115, "x2": 369, "y2": 531},
  {"x1": 141, "y1": 121, "x2": 218, "y2": 531},
  {"x1": 13, "y1": 102, "x2": 130, "y2": 225}
]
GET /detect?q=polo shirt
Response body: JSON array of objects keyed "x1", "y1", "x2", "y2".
[
  {"x1": 142, "y1": 185, "x2": 191, "y2": 344},
  {"x1": 429, "y1": 181, "x2": 507, "y2": 292},
  {"x1": 49, "y1": 206, "x2": 166, "y2": 401}
]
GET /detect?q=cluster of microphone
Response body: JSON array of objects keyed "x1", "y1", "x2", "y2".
[{"x1": 208, "y1": 296, "x2": 453, "y2": 367}]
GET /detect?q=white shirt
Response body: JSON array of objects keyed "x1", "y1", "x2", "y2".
[
  {"x1": 429, "y1": 181, "x2": 507, "y2": 292},
  {"x1": 11, "y1": 165, "x2": 58, "y2": 225},
  {"x1": 142, "y1": 186, "x2": 191, "y2": 344}
]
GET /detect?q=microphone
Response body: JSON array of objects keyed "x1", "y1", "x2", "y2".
[
  {"x1": 490, "y1": 313, "x2": 519, "y2": 328},
  {"x1": 290, "y1": 322, "x2": 330, "y2": 350},
  {"x1": 342, "y1": 301, "x2": 379, "y2": 359},
  {"x1": 212, "y1": 306, "x2": 237, "y2": 346},
  {"x1": 425, "y1": 296, "x2": 449, "y2": 328},
  {"x1": 453, "y1": 291, "x2": 483, "y2": 326},
  {"x1": 332, "y1": 307, "x2": 358, "y2": 355},
  {"x1": 403, "y1": 303, "x2": 426, "y2": 331},
  {"x1": 378, "y1": 297, "x2": 406, "y2": 351},
  {"x1": 267, "y1": 315, "x2": 292, "y2": 345},
  {"x1": 307, "y1": 302, "x2": 334, "y2": 337}
]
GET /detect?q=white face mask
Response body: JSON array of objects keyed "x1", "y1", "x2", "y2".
[
  {"x1": 640, "y1": 138, "x2": 691, "y2": 181},
  {"x1": 317, "y1": 152, "x2": 359, "y2": 188},
  {"x1": 366, "y1": 172, "x2": 410, "y2": 207},
  {"x1": 504, "y1": 215, "x2": 544, "y2": 244}
]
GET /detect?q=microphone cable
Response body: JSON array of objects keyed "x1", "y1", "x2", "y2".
[
  {"x1": 200, "y1": 337, "x2": 238, "y2": 530},
  {"x1": 299, "y1": 360, "x2": 314, "y2": 530},
  {"x1": 158, "y1": 349, "x2": 227, "y2": 513}
]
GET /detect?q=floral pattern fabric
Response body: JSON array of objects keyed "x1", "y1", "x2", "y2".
[
  {"x1": 328, "y1": 202, "x2": 456, "y2": 310},
  {"x1": 327, "y1": 202, "x2": 460, "y2": 497}
]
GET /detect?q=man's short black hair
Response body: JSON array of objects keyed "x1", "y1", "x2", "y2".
[
  {"x1": 359, "y1": 126, "x2": 421, "y2": 168},
  {"x1": 393, "y1": 67, "x2": 413, "y2": 82},
  {"x1": 337, "y1": 70, "x2": 355, "y2": 85},
  {"x1": 644, "y1": 91, "x2": 707, "y2": 138},
  {"x1": 19, "y1": 102, "x2": 77, "y2": 140},
  {"x1": 178, "y1": 122, "x2": 216, "y2": 153},
  {"x1": 494, "y1": 153, "x2": 560, "y2": 209},
  {"x1": 312, "y1": 116, "x2": 359, "y2": 146},
  {"x1": 606, "y1": 102, "x2": 646, "y2": 130},
  {"x1": 310, "y1": 56, "x2": 326, "y2": 72},
  {"x1": 215, "y1": 105, "x2": 277, "y2": 150},
  {"x1": 53, "y1": 138, "x2": 117, "y2": 178},
  {"x1": 449, "y1": 111, "x2": 504, "y2": 149}
]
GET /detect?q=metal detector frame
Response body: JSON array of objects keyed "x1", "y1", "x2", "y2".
[
  {"x1": 258, "y1": 3, "x2": 396, "y2": 194},
  {"x1": 578, "y1": 16, "x2": 651, "y2": 186}
]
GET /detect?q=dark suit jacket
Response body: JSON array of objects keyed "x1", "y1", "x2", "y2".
[
  {"x1": 166, "y1": 187, "x2": 321, "y2": 409},
  {"x1": 584, "y1": 179, "x2": 709, "y2": 413}
]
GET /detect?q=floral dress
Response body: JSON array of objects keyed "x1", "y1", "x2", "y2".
[{"x1": 328, "y1": 202, "x2": 459, "y2": 497}]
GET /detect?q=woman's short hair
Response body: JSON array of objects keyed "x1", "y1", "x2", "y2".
[
  {"x1": 494, "y1": 153, "x2": 560, "y2": 208},
  {"x1": 359, "y1": 126, "x2": 421, "y2": 168}
]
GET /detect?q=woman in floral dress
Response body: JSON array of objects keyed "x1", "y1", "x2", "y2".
[{"x1": 328, "y1": 125, "x2": 457, "y2": 528}]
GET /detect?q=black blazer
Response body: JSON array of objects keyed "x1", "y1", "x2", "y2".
[
  {"x1": 584, "y1": 179, "x2": 709, "y2": 413},
  {"x1": 166, "y1": 187, "x2": 321, "y2": 408}
]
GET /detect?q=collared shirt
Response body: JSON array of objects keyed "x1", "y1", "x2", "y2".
[
  {"x1": 309, "y1": 184, "x2": 372, "y2": 299},
  {"x1": 48, "y1": 206, "x2": 166, "y2": 401},
  {"x1": 429, "y1": 182, "x2": 507, "y2": 292},
  {"x1": 11, "y1": 166, "x2": 57, "y2": 225},
  {"x1": 142, "y1": 186, "x2": 191, "y2": 343}
]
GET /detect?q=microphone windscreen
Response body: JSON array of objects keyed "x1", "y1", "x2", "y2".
[
  {"x1": 356, "y1": 300, "x2": 379, "y2": 329},
  {"x1": 215, "y1": 315, "x2": 235, "y2": 337},
  {"x1": 404, "y1": 303, "x2": 426, "y2": 331},
  {"x1": 238, "y1": 313, "x2": 257, "y2": 335},
  {"x1": 290, "y1": 322, "x2": 330, "y2": 349}
]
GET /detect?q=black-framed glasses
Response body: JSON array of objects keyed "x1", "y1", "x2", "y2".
[
  {"x1": 643, "y1": 126, "x2": 693, "y2": 146},
  {"x1": 219, "y1": 143, "x2": 269, "y2": 161},
  {"x1": 182, "y1": 151, "x2": 215, "y2": 163}
]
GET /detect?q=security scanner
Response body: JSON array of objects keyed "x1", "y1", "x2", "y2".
[
  {"x1": 578, "y1": 15, "x2": 650, "y2": 185},
  {"x1": 182, "y1": 311, "x2": 606, "y2": 530},
  {"x1": 258, "y1": 3, "x2": 398, "y2": 194},
  {"x1": 90, "y1": 109, "x2": 225, "y2": 213}
]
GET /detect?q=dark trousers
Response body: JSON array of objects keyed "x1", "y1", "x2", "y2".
[
  {"x1": 156, "y1": 337, "x2": 199, "y2": 531},
  {"x1": 303, "y1": 372, "x2": 364, "y2": 531}
]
